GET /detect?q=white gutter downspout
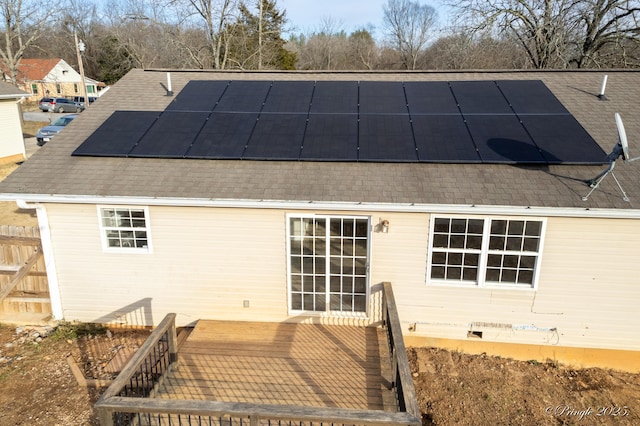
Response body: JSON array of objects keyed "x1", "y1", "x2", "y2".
[{"x1": 16, "y1": 200, "x2": 63, "y2": 321}]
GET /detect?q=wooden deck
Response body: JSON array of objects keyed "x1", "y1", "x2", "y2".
[{"x1": 153, "y1": 320, "x2": 397, "y2": 411}]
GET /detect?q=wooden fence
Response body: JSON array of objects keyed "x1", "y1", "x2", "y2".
[{"x1": 0, "y1": 225, "x2": 50, "y2": 320}]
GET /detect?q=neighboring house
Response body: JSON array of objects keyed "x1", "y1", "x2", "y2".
[
  {"x1": 0, "y1": 81, "x2": 29, "y2": 163},
  {"x1": 1, "y1": 58, "x2": 101, "y2": 103},
  {"x1": 1, "y1": 69, "x2": 639, "y2": 371}
]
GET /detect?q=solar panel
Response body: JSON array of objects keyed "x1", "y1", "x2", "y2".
[
  {"x1": 310, "y1": 81, "x2": 358, "y2": 114},
  {"x1": 131, "y1": 111, "x2": 209, "y2": 157},
  {"x1": 404, "y1": 81, "x2": 459, "y2": 114},
  {"x1": 243, "y1": 114, "x2": 307, "y2": 160},
  {"x1": 166, "y1": 80, "x2": 229, "y2": 112},
  {"x1": 466, "y1": 115, "x2": 546, "y2": 163},
  {"x1": 359, "y1": 115, "x2": 417, "y2": 161},
  {"x1": 73, "y1": 111, "x2": 160, "y2": 156},
  {"x1": 186, "y1": 112, "x2": 257, "y2": 159},
  {"x1": 412, "y1": 115, "x2": 480, "y2": 162},
  {"x1": 215, "y1": 80, "x2": 271, "y2": 112},
  {"x1": 262, "y1": 81, "x2": 314, "y2": 113},
  {"x1": 359, "y1": 82, "x2": 407, "y2": 114},
  {"x1": 451, "y1": 81, "x2": 512, "y2": 114},
  {"x1": 521, "y1": 115, "x2": 607, "y2": 164},
  {"x1": 301, "y1": 114, "x2": 358, "y2": 160},
  {"x1": 72, "y1": 80, "x2": 607, "y2": 165},
  {"x1": 497, "y1": 80, "x2": 568, "y2": 115}
]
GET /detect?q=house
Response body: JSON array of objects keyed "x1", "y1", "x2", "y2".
[
  {"x1": 0, "y1": 81, "x2": 29, "y2": 163},
  {"x1": 2, "y1": 58, "x2": 101, "y2": 103},
  {"x1": 0, "y1": 69, "x2": 639, "y2": 372}
]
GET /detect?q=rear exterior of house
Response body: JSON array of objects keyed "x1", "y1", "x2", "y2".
[{"x1": 1, "y1": 69, "x2": 639, "y2": 371}]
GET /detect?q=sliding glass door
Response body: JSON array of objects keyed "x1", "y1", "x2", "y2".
[{"x1": 288, "y1": 216, "x2": 369, "y2": 315}]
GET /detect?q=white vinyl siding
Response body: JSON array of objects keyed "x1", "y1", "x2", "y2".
[
  {"x1": 41, "y1": 203, "x2": 640, "y2": 352},
  {"x1": 49, "y1": 204, "x2": 288, "y2": 326},
  {"x1": 0, "y1": 100, "x2": 26, "y2": 160}
]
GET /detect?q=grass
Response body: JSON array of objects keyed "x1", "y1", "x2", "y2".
[
  {"x1": 49, "y1": 322, "x2": 107, "y2": 341},
  {"x1": 22, "y1": 120, "x2": 47, "y2": 138}
]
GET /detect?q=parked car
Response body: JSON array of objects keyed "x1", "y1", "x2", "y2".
[
  {"x1": 37, "y1": 97, "x2": 55, "y2": 112},
  {"x1": 38, "y1": 97, "x2": 84, "y2": 113},
  {"x1": 73, "y1": 96, "x2": 97, "y2": 107},
  {"x1": 36, "y1": 114, "x2": 78, "y2": 146}
]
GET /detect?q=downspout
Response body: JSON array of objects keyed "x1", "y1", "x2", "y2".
[{"x1": 16, "y1": 200, "x2": 63, "y2": 320}]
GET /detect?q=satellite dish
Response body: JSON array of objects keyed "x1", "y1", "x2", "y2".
[
  {"x1": 582, "y1": 112, "x2": 638, "y2": 202},
  {"x1": 615, "y1": 112, "x2": 630, "y2": 161}
]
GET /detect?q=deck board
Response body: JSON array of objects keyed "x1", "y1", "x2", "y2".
[{"x1": 153, "y1": 320, "x2": 396, "y2": 411}]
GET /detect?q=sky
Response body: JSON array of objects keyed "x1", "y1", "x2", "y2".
[
  {"x1": 278, "y1": 0, "x2": 387, "y2": 35},
  {"x1": 277, "y1": 0, "x2": 448, "y2": 38}
]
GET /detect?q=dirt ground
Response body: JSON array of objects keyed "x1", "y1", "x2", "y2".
[
  {"x1": 0, "y1": 322, "x2": 638, "y2": 426},
  {"x1": 409, "y1": 348, "x2": 640, "y2": 425},
  {"x1": 0, "y1": 323, "x2": 150, "y2": 425}
]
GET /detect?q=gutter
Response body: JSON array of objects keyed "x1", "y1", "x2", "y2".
[
  {"x1": 0, "y1": 94, "x2": 29, "y2": 99},
  {"x1": 16, "y1": 200, "x2": 63, "y2": 320},
  {"x1": 6, "y1": 193, "x2": 640, "y2": 220}
]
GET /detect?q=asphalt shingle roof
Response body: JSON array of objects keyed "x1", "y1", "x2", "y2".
[
  {"x1": 5, "y1": 58, "x2": 62, "y2": 82},
  {"x1": 2, "y1": 69, "x2": 640, "y2": 211},
  {"x1": 0, "y1": 81, "x2": 28, "y2": 98}
]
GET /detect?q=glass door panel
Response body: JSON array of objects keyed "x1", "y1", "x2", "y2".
[{"x1": 289, "y1": 216, "x2": 369, "y2": 314}]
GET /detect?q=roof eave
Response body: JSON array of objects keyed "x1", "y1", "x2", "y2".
[
  {"x1": 0, "y1": 93, "x2": 30, "y2": 99},
  {"x1": 4, "y1": 193, "x2": 640, "y2": 220}
]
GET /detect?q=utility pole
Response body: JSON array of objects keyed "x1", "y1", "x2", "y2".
[{"x1": 74, "y1": 32, "x2": 89, "y2": 109}]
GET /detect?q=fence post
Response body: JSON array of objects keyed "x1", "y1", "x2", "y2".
[
  {"x1": 167, "y1": 316, "x2": 178, "y2": 364},
  {"x1": 97, "y1": 407, "x2": 114, "y2": 426}
]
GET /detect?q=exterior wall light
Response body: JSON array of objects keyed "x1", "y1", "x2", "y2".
[{"x1": 381, "y1": 219, "x2": 390, "y2": 233}]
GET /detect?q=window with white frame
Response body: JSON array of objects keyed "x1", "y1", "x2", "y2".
[
  {"x1": 99, "y1": 207, "x2": 151, "y2": 251},
  {"x1": 428, "y1": 216, "x2": 544, "y2": 288}
]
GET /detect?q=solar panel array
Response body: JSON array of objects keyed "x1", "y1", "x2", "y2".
[{"x1": 73, "y1": 80, "x2": 607, "y2": 164}]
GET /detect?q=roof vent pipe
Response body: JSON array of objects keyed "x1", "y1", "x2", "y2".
[
  {"x1": 166, "y1": 72, "x2": 174, "y2": 96},
  {"x1": 598, "y1": 75, "x2": 608, "y2": 100}
]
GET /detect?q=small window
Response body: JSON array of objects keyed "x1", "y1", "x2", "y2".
[
  {"x1": 74, "y1": 83, "x2": 78, "y2": 93},
  {"x1": 98, "y1": 206, "x2": 151, "y2": 252},
  {"x1": 87, "y1": 85, "x2": 95, "y2": 94},
  {"x1": 56, "y1": 83, "x2": 61, "y2": 94},
  {"x1": 31, "y1": 83, "x2": 38, "y2": 94},
  {"x1": 428, "y1": 216, "x2": 544, "y2": 289}
]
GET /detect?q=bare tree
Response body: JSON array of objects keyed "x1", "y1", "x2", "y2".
[
  {"x1": 571, "y1": 0, "x2": 640, "y2": 67},
  {"x1": 446, "y1": 0, "x2": 575, "y2": 68},
  {"x1": 166, "y1": 0, "x2": 238, "y2": 69},
  {"x1": 348, "y1": 28, "x2": 378, "y2": 70},
  {"x1": 103, "y1": 0, "x2": 175, "y2": 69},
  {"x1": 382, "y1": 0, "x2": 438, "y2": 69},
  {"x1": 289, "y1": 17, "x2": 347, "y2": 70},
  {"x1": 0, "y1": 0, "x2": 61, "y2": 84},
  {"x1": 447, "y1": 0, "x2": 640, "y2": 68},
  {"x1": 424, "y1": 32, "x2": 531, "y2": 69}
]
